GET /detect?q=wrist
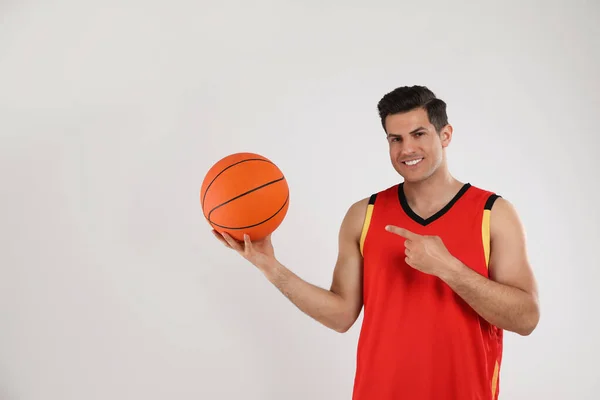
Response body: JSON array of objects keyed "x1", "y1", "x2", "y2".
[
  {"x1": 439, "y1": 257, "x2": 465, "y2": 283},
  {"x1": 260, "y1": 258, "x2": 283, "y2": 281}
]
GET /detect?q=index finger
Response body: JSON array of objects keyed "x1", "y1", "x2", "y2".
[
  {"x1": 214, "y1": 230, "x2": 243, "y2": 251},
  {"x1": 385, "y1": 225, "x2": 420, "y2": 240}
]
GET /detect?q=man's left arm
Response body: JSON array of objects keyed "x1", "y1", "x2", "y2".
[{"x1": 439, "y1": 197, "x2": 540, "y2": 336}]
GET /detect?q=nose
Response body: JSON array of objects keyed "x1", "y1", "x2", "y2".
[{"x1": 399, "y1": 137, "x2": 417, "y2": 157}]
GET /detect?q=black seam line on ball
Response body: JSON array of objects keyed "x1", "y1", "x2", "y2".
[
  {"x1": 201, "y1": 158, "x2": 274, "y2": 218},
  {"x1": 210, "y1": 193, "x2": 289, "y2": 230},
  {"x1": 207, "y1": 176, "x2": 286, "y2": 222}
]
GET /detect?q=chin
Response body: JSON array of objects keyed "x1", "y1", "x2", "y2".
[
  {"x1": 402, "y1": 175, "x2": 428, "y2": 184},
  {"x1": 392, "y1": 164, "x2": 426, "y2": 182}
]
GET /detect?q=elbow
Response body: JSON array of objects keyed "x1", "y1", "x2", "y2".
[
  {"x1": 334, "y1": 325, "x2": 350, "y2": 333},
  {"x1": 327, "y1": 297, "x2": 362, "y2": 333},
  {"x1": 517, "y1": 302, "x2": 540, "y2": 336},
  {"x1": 332, "y1": 313, "x2": 359, "y2": 334},
  {"x1": 516, "y1": 322, "x2": 537, "y2": 336},
  {"x1": 333, "y1": 320, "x2": 353, "y2": 333}
]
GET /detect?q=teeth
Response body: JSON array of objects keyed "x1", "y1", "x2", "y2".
[{"x1": 404, "y1": 158, "x2": 422, "y2": 166}]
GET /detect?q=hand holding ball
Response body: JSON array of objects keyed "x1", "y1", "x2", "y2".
[{"x1": 200, "y1": 152, "x2": 289, "y2": 242}]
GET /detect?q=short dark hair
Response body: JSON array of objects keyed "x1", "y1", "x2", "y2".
[{"x1": 377, "y1": 85, "x2": 448, "y2": 133}]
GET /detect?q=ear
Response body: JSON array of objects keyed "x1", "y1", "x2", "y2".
[{"x1": 439, "y1": 124, "x2": 453, "y2": 148}]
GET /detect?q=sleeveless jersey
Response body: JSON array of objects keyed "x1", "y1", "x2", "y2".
[{"x1": 352, "y1": 182, "x2": 502, "y2": 400}]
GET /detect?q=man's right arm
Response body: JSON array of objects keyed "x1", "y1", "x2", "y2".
[{"x1": 261, "y1": 198, "x2": 368, "y2": 333}]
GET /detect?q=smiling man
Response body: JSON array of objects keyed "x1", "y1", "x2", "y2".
[
  {"x1": 213, "y1": 85, "x2": 540, "y2": 400},
  {"x1": 350, "y1": 86, "x2": 540, "y2": 399}
]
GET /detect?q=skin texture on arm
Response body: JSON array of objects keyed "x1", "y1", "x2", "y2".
[
  {"x1": 439, "y1": 197, "x2": 540, "y2": 335},
  {"x1": 214, "y1": 197, "x2": 368, "y2": 333}
]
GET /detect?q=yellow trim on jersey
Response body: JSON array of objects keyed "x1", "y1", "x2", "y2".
[
  {"x1": 482, "y1": 209, "x2": 492, "y2": 268},
  {"x1": 482, "y1": 193, "x2": 499, "y2": 270},
  {"x1": 491, "y1": 360, "x2": 499, "y2": 398},
  {"x1": 359, "y1": 203, "x2": 374, "y2": 256}
]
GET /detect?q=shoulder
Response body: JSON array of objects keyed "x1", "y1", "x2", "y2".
[
  {"x1": 479, "y1": 194, "x2": 527, "y2": 261},
  {"x1": 345, "y1": 196, "x2": 371, "y2": 226},
  {"x1": 489, "y1": 196, "x2": 515, "y2": 213},
  {"x1": 464, "y1": 183, "x2": 498, "y2": 201},
  {"x1": 466, "y1": 184, "x2": 521, "y2": 231},
  {"x1": 346, "y1": 184, "x2": 394, "y2": 212},
  {"x1": 340, "y1": 183, "x2": 398, "y2": 234},
  {"x1": 347, "y1": 183, "x2": 397, "y2": 212},
  {"x1": 341, "y1": 189, "x2": 384, "y2": 239},
  {"x1": 330, "y1": 197, "x2": 370, "y2": 250},
  {"x1": 489, "y1": 197, "x2": 524, "y2": 235}
]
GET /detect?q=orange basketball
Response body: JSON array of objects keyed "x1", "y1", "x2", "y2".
[{"x1": 200, "y1": 152, "x2": 290, "y2": 241}]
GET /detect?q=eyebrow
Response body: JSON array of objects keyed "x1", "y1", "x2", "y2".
[{"x1": 386, "y1": 126, "x2": 427, "y2": 138}]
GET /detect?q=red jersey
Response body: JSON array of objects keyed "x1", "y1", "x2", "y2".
[{"x1": 353, "y1": 182, "x2": 502, "y2": 400}]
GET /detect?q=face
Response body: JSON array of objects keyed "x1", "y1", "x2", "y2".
[{"x1": 384, "y1": 108, "x2": 452, "y2": 183}]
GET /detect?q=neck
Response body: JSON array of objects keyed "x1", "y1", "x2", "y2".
[{"x1": 402, "y1": 164, "x2": 462, "y2": 205}]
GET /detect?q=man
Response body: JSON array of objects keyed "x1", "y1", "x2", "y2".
[{"x1": 213, "y1": 85, "x2": 540, "y2": 399}]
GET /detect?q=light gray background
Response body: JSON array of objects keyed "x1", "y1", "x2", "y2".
[{"x1": 1, "y1": 1, "x2": 598, "y2": 399}]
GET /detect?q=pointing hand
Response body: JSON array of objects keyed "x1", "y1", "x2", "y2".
[{"x1": 384, "y1": 225, "x2": 458, "y2": 277}]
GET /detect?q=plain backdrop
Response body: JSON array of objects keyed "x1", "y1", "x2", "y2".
[{"x1": 1, "y1": 1, "x2": 599, "y2": 399}]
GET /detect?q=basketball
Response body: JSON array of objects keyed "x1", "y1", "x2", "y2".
[{"x1": 200, "y1": 152, "x2": 290, "y2": 241}]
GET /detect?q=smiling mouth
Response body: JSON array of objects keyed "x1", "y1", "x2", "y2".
[{"x1": 402, "y1": 158, "x2": 423, "y2": 166}]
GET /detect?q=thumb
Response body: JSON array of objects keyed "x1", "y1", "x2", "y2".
[{"x1": 243, "y1": 234, "x2": 254, "y2": 256}]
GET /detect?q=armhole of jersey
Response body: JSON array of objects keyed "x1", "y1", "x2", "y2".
[
  {"x1": 482, "y1": 194, "x2": 501, "y2": 269},
  {"x1": 359, "y1": 194, "x2": 377, "y2": 256}
]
